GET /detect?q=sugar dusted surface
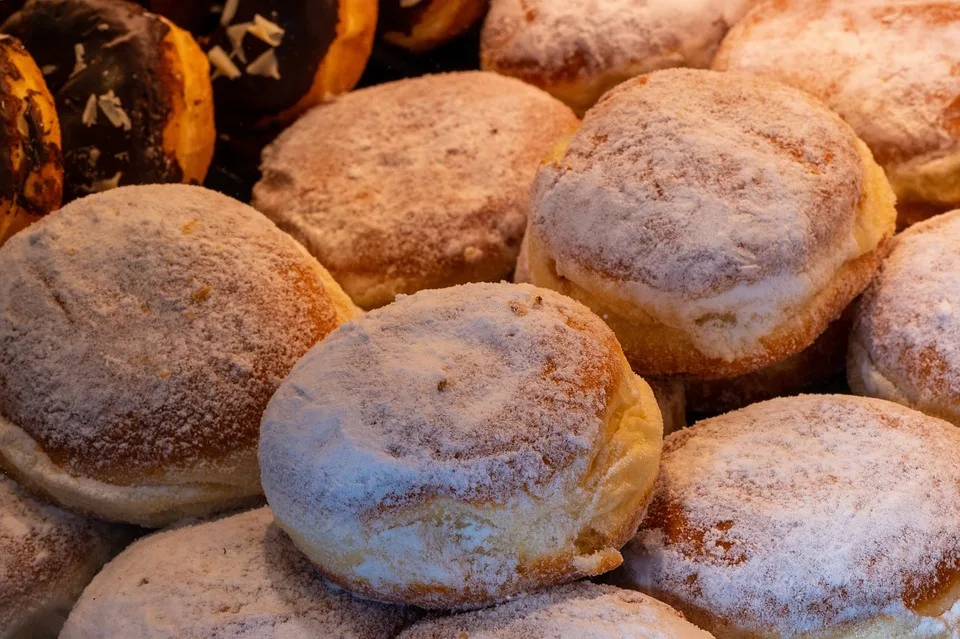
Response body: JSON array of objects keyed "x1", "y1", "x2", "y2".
[
  {"x1": 0, "y1": 184, "x2": 348, "y2": 481},
  {"x1": 397, "y1": 581, "x2": 713, "y2": 638},
  {"x1": 852, "y1": 210, "x2": 960, "y2": 407},
  {"x1": 59, "y1": 507, "x2": 418, "y2": 638},
  {"x1": 619, "y1": 394, "x2": 960, "y2": 636}
]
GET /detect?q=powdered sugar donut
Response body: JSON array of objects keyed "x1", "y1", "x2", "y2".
[
  {"x1": 254, "y1": 72, "x2": 578, "y2": 310},
  {"x1": 259, "y1": 283, "x2": 663, "y2": 609},
  {"x1": 481, "y1": 0, "x2": 759, "y2": 114},
  {"x1": 525, "y1": 69, "x2": 896, "y2": 380},
  {"x1": 59, "y1": 507, "x2": 419, "y2": 638},
  {"x1": 397, "y1": 581, "x2": 713, "y2": 637},
  {"x1": 849, "y1": 210, "x2": 960, "y2": 427},
  {"x1": 614, "y1": 394, "x2": 960, "y2": 637},
  {"x1": 0, "y1": 473, "x2": 130, "y2": 639},
  {"x1": 713, "y1": 0, "x2": 960, "y2": 228},
  {"x1": 0, "y1": 184, "x2": 359, "y2": 527}
]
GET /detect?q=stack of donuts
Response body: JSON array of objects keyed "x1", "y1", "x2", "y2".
[{"x1": 1, "y1": 1, "x2": 960, "y2": 637}]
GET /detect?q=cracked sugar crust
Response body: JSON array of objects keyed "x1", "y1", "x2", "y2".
[
  {"x1": 59, "y1": 507, "x2": 419, "y2": 639},
  {"x1": 0, "y1": 184, "x2": 356, "y2": 483},
  {"x1": 253, "y1": 71, "x2": 579, "y2": 309},
  {"x1": 397, "y1": 581, "x2": 713, "y2": 638},
  {"x1": 618, "y1": 394, "x2": 960, "y2": 636},
  {"x1": 530, "y1": 68, "x2": 865, "y2": 301}
]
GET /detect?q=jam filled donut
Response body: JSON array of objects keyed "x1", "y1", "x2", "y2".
[
  {"x1": 60, "y1": 507, "x2": 419, "y2": 638},
  {"x1": 0, "y1": 473, "x2": 130, "y2": 639},
  {"x1": 525, "y1": 69, "x2": 896, "y2": 380},
  {"x1": 397, "y1": 582, "x2": 713, "y2": 638},
  {"x1": 254, "y1": 71, "x2": 578, "y2": 310},
  {"x1": 0, "y1": 184, "x2": 359, "y2": 527},
  {"x1": 259, "y1": 283, "x2": 664, "y2": 609},
  {"x1": 614, "y1": 394, "x2": 960, "y2": 637},
  {"x1": 380, "y1": 0, "x2": 487, "y2": 53},
  {"x1": 849, "y1": 210, "x2": 960, "y2": 427},
  {"x1": 481, "y1": 0, "x2": 759, "y2": 114},
  {"x1": 2, "y1": 0, "x2": 215, "y2": 202},
  {"x1": 147, "y1": 0, "x2": 377, "y2": 132},
  {"x1": 714, "y1": 0, "x2": 960, "y2": 228},
  {"x1": 0, "y1": 35, "x2": 62, "y2": 247}
]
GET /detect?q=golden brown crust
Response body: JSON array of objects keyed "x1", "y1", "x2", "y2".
[
  {"x1": 0, "y1": 35, "x2": 62, "y2": 247},
  {"x1": 382, "y1": 0, "x2": 488, "y2": 53}
]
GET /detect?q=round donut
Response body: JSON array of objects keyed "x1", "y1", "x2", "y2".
[
  {"x1": 685, "y1": 308, "x2": 852, "y2": 415},
  {"x1": 849, "y1": 210, "x2": 960, "y2": 427},
  {"x1": 0, "y1": 35, "x2": 62, "y2": 247},
  {"x1": 713, "y1": 0, "x2": 960, "y2": 228},
  {"x1": 0, "y1": 473, "x2": 130, "y2": 639},
  {"x1": 2, "y1": 0, "x2": 215, "y2": 202},
  {"x1": 397, "y1": 581, "x2": 713, "y2": 638},
  {"x1": 59, "y1": 507, "x2": 419, "y2": 638},
  {"x1": 613, "y1": 394, "x2": 960, "y2": 638},
  {"x1": 525, "y1": 69, "x2": 896, "y2": 380},
  {"x1": 380, "y1": 0, "x2": 487, "y2": 53},
  {"x1": 480, "y1": 0, "x2": 759, "y2": 115},
  {"x1": 259, "y1": 283, "x2": 663, "y2": 609},
  {"x1": 0, "y1": 184, "x2": 359, "y2": 527},
  {"x1": 254, "y1": 71, "x2": 578, "y2": 310},
  {"x1": 153, "y1": 0, "x2": 377, "y2": 132}
]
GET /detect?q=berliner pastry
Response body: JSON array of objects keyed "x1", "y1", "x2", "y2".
[
  {"x1": 59, "y1": 507, "x2": 419, "y2": 638},
  {"x1": 0, "y1": 184, "x2": 359, "y2": 527},
  {"x1": 259, "y1": 283, "x2": 664, "y2": 609},
  {"x1": 149, "y1": 0, "x2": 377, "y2": 131},
  {"x1": 849, "y1": 210, "x2": 960, "y2": 427},
  {"x1": 0, "y1": 473, "x2": 130, "y2": 639},
  {"x1": 524, "y1": 69, "x2": 896, "y2": 380},
  {"x1": 380, "y1": 0, "x2": 487, "y2": 53},
  {"x1": 397, "y1": 581, "x2": 713, "y2": 638},
  {"x1": 0, "y1": 34, "x2": 62, "y2": 247},
  {"x1": 481, "y1": 0, "x2": 758, "y2": 114},
  {"x1": 2, "y1": 0, "x2": 215, "y2": 202},
  {"x1": 254, "y1": 72, "x2": 578, "y2": 310},
  {"x1": 614, "y1": 394, "x2": 960, "y2": 637},
  {"x1": 713, "y1": 0, "x2": 960, "y2": 228}
]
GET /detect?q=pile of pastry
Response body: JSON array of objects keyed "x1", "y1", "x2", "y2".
[{"x1": 1, "y1": 1, "x2": 959, "y2": 638}]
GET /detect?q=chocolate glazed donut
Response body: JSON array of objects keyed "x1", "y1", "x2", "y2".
[{"x1": 2, "y1": 0, "x2": 215, "y2": 202}]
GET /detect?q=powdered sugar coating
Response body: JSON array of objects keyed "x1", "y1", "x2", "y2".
[
  {"x1": 254, "y1": 71, "x2": 578, "y2": 309},
  {"x1": 714, "y1": 0, "x2": 960, "y2": 205},
  {"x1": 850, "y1": 210, "x2": 960, "y2": 423},
  {"x1": 0, "y1": 473, "x2": 127, "y2": 637},
  {"x1": 59, "y1": 507, "x2": 419, "y2": 639},
  {"x1": 397, "y1": 581, "x2": 713, "y2": 638},
  {"x1": 528, "y1": 69, "x2": 870, "y2": 359},
  {"x1": 0, "y1": 184, "x2": 356, "y2": 483},
  {"x1": 617, "y1": 394, "x2": 960, "y2": 636}
]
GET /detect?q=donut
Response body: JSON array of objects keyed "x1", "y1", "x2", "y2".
[
  {"x1": 849, "y1": 210, "x2": 960, "y2": 427},
  {"x1": 685, "y1": 308, "x2": 853, "y2": 415},
  {"x1": 254, "y1": 71, "x2": 578, "y2": 310},
  {"x1": 2, "y1": 0, "x2": 215, "y2": 202},
  {"x1": 480, "y1": 0, "x2": 759, "y2": 114},
  {"x1": 396, "y1": 581, "x2": 713, "y2": 638},
  {"x1": 0, "y1": 473, "x2": 130, "y2": 639},
  {"x1": 0, "y1": 1, "x2": 25, "y2": 24},
  {"x1": 0, "y1": 35, "x2": 62, "y2": 247},
  {"x1": 149, "y1": 0, "x2": 377, "y2": 132},
  {"x1": 380, "y1": 0, "x2": 487, "y2": 53},
  {"x1": 713, "y1": 0, "x2": 960, "y2": 228},
  {"x1": 613, "y1": 394, "x2": 960, "y2": 637},
  {"x1": 59, "y1": 507, "x2": 419, "y2": 638},
  {"x1": 259, "y1": 283, "x2": 663, "y2": 609},
  {"x1": 524, "y1": 69, "x2": 897, "y2": 380},
  {"x1": 0, "y1": 184, "x2": 359, "y2": 527}
]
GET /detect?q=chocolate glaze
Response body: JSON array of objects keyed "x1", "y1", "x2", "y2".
[
  {"x1": 143, "y1": 0, "x2": 340, "y2": 131},
  {"x1": 0, "y1": 36, "x2": 62, "y2": 217},
  {"x1": 3, "y1": 0, "x2": 184, "y2": 202},
  {"x1": 0, "y1": 0, "x2": 26, "y2": 25}
]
